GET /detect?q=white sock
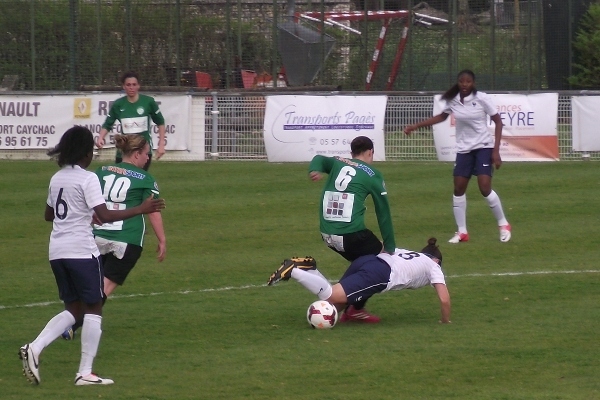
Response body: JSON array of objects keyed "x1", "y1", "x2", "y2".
[
  {"x1": 485, "y1": 190, "x2": 509, "y2": 226},
  {"x1": 453, "y1": 194, "x2": 468, "y2": 233},
  {"x1": 291, "y1": 268, "x2": 333, "y2": 300},
  {"x1": 31, "y1": 310, "x2": 76, "y2": 356},
  {"x1": 78, "y1": 314, "x2": 102, "y2": 377},
  {"x1": 305, "y1": 268, "x2": 328, "y2": 281}
]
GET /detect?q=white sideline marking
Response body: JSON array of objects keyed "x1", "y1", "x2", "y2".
[
  {"x1": 1, "y1": 269, "x2": 599, "y2": 311},
  {"x1": 446, "y1": 269, "x2": 600, "y2": 278}
]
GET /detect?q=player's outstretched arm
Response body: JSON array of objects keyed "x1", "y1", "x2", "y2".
[
  {"x1": 434, "y1": 283, "x2": 451, "y2": 324},
  {"x1": 94, "y1": 194, "x2": 165, "y2": 223},
  {"x1": 404, "y1": 113, "x2": 449, "y2": 135}
]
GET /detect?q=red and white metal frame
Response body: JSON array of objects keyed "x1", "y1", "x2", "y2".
[{"x1": 297, "y1": 10, "x2": 411, "y2": 90}]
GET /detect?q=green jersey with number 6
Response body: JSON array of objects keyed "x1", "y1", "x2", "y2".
[
  {"x1": 102, "y1": 94, "x2": 165, "y2": 156},
  {"x1": 309, "y1": 155, "x2": 396, "y2": 253},
  {"x1": 93, "y1": 163, "x2": 160, "y2": 246}
]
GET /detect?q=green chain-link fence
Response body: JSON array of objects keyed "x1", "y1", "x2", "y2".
[{"x1": 0, "y1": 0, "x2": 592, "y2": 91}]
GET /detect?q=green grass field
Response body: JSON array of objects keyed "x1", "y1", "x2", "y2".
[{"x1": 1, "y1": 160, "x2": 599, "y2": 399}]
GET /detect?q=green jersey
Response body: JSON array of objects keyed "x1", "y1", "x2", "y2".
[
  {"x1": 102, "y1": 94, "x2": 165, "y2": 155},
  {"x1": 309, "y1": 155, "x2": 396, "y2": 253},
  {"x1": 93, "y1": 163, "x2": 160, "y2": 246}
]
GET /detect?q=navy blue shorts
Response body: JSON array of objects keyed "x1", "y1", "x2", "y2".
[
  {"x1": 50, "y1": 257, "x2": 105, "y2": 304},
  {"x1": 338, "y1": 255, "x2": 390, "y2": 305},
  {"x1": 453, "y1": 148, "x2": 494, "y2": 178}
]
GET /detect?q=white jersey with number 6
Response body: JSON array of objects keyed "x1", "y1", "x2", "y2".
[{"x1": 47, "y1": 165, "x2": 105, "y2": 260}]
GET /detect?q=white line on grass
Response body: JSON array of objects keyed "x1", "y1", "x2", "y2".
[
  {"x1": 2, "y1": 269, "x2": 599, "y2": 311},
  {"x1": 446, "y1": 269, "x2": 600, "y2": 278}
]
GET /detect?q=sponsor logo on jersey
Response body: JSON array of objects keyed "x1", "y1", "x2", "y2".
[
  {"x1": 102, "y1": 165, "x2": 146, "y2": 180},
  {"x1": 335, "y1": 156, "x2": 375, "y2": 177}
]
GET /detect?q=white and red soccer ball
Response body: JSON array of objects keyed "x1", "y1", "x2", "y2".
[{"x1": 306, "y1": 300, "x2": 338, "y2": 329}]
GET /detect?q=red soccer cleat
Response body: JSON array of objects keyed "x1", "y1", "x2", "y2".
[
  {"x1": 448, "y1": 232, "x2": 469, "y2": 244},
  {"x1": 339, "y1": 305, "x2": 381, "y2": 323}
]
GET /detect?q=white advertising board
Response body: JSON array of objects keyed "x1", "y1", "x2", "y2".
[
  {"x1": 0, "y1": 94, "x2": 191, "y2": 151},
  {"x1": 572, "y1": 96, "x2": 600, "y2": 151},
  {"x1": 263, "y1": 95, "x2": 387, "y2": 162}
]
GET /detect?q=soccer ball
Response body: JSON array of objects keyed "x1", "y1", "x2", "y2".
[{"x1": 306, "y1": 300, "x2": 338, "y2": 329}]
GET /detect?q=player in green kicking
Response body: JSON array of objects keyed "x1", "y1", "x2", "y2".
[
  {"x1": 306, "y1": 136, "x2": 397, "y2": 323},
  {"x1": 62, "y1": 133, "x2": 166, "y2": 340},
  {"x1": 97, "y1": 71, "x2": 166, "y2": 170}
]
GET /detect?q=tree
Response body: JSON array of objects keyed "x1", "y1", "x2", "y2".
[
  {"x1": 568, "y1": 2, "x2": 600, "y2": 88},
  {"x1": 457, "y1": 0, "x2": 480, "y2": 33}
]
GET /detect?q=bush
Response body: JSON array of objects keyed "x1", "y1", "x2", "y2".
[{"x1": 569, "y1": 2, "x2": 600, "y2": 89}]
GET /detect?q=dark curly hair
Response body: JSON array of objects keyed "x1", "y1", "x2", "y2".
[{"x1": 46, "y1": 126, "x2": 94, "y2": 167}]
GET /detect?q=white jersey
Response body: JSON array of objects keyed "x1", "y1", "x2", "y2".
[
  {"x1": 442, "y1": 91, "x2": 498, "y2": 153},
  {"x1": 377, "y1": 248, "x2": 446, "y2": 292},
  {"x1": 46, "y1": 165, "x2": 105, "y2": 260}
]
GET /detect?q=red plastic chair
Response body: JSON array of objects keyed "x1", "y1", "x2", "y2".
[
  {"x1": 195, "y1": 72, "x2": 213, "y2": 89},
  {"x1": 241, "y1": 70, "x2": 257, "y2": 88}
]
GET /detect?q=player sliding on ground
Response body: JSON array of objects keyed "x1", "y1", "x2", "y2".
[{"x1": 267, "y1": 238, "x2": 451, "y2": 324}]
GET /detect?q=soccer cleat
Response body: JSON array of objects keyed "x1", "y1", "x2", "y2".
[
  {"x1": 267, "y1": 256, "x2": 316, "y2": 286},
  {"x1": 339, "y1": 305, "x2": 381, "y2": 323},
  {"x1": 74, "y1": 373, "x2": 114, "y2": 386},
  {"x1": 62, "y1": 327, "x2": 75, "y2": 340},
  {"x1": 448, "y1": 232, "x2": 469, "y2": 244},
  {"x1": 288, "y1": 256, "x2": 317, "y2": 270},
  {"x1": 499, "y1": 224, "x2": 512, "y2": 243},
  {"x1": 19, "y1": 344, "x2": 40, "y2": 385}
]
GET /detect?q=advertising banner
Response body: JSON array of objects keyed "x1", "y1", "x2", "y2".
[
  {"x1": 0, "y1": 94, "x2": 191, "y2": 151},
  {"x1": 263, "y1": 95, "x2": 387, "y2": 162},
  {"x1": 432, "y1": 93, "x2": 559, "y2": 161},
  {"x1": 572, "y1": 96, "x2": 600, "y2": 151}
]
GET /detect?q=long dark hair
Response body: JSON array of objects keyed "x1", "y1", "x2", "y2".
[
  {"x1": 47, "y1": 126, "x2": 94, "y2": 167},
  {"x1": 421, "y1": 237, "x2": 443, "y2": 266},
  {"x1": 441, "y1": 69, "x2": 477, "y2": 101}
]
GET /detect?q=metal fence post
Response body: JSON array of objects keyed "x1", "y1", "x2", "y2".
[
  {"x1": 96, "y1": 0, "x2": 102, "y2": 85},
  {"x1": 126, "y1": 0, "x2": 132, "y2": 71},
  {"x1": 210, "y1": 91, "x2": 220, "y2": 160},
  {"x1": 176, "y1": 0, "x2": 181, "y2": 87},
  {"x1": 69, "y1": 0, "x2": 78, "y2": 91},
  {"x1": 272, "y1": 0, "x2": 279, "y2": 88},
  {"x1": 491, "y1": 0, "x2": 496, "y2": 89},
  {"x1": 30, "y1": 0, "x2": 36, "y2": 90}
]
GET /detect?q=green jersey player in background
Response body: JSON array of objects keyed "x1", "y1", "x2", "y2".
[
  {"x1": 96, "y1": 71, "x2": 166, "y2": 170},
  {"x1": 63, "y1": 133, "x2": 166, "y2": 340},
  {"x1": 306, "y1": 136, "x2": 397, "y2": 323}
]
